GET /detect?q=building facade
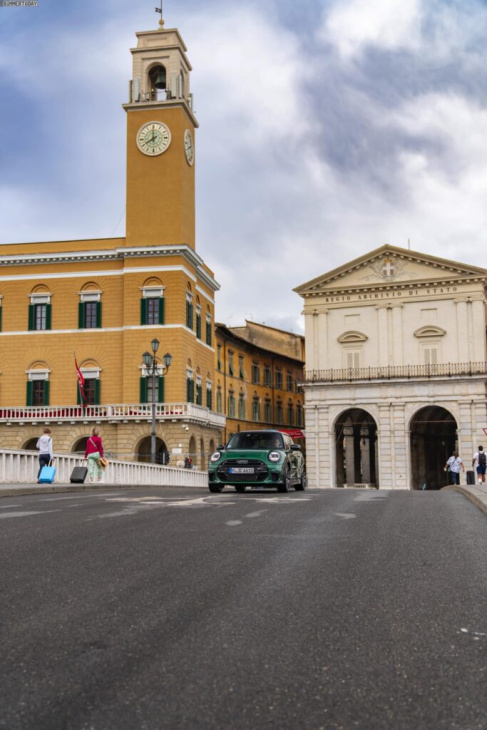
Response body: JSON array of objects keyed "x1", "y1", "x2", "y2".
[
  {"x1": 215, "y1": 321, "x2": 305, "y2": 445},
  {"x1": 0, "y1": 19, "x2": 224, "y2": 468},
  {"x1": 295, "y1": 245, "x2": 487, "y2": 490}
]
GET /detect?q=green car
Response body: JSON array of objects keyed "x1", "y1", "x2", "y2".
[{"x1": 208, "y1": 430, "x2": 307, "y2": 493}]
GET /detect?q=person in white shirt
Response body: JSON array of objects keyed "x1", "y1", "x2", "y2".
[
  {"x1": 36, "y1": 427, "x2": 53, "y2": 483},
  {"x1": 445, "y1": 451, "x2": 464, "y2": 486},
  {"x1": 472, "y1": 445, "x2": 486, "y2": 484}
]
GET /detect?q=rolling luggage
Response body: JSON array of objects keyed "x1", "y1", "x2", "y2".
[
  {"x1": 39, "y1": 460, "x2": 56, "y2": 484},
  {"x1": 466, "y1": 470, "x2": 475, "y2": 486},
  {"x1": 70, "y1": 466, "x2": 88, "y2": 484}
]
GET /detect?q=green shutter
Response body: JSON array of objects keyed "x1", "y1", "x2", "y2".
[
  {"x1": 158, "y1": 376, "x2": 164, "y2": 403},
  {"x1": 28, "y1": 304, "x2": 35, "y2": 331},
  {"x1": 46, "y1": 304, "x2": 52, "y2": 331},
  {"x1": 78, "y1": 302, "x2": 85, "y2": 329},
  {"x1": 77, "y1": 382, "x2": 82, "y2": 405},
  {"x1": 140, "y1": 376, "x2": 147, "y2": 403},
  {"x1": 206, "y1": 323, "x2": 212, "y2": 346},
  {"x1": 94, "y1": 379, "x2": 100, "y2": 405},
  {"x1": 196, "y1": 315, "x2": 201, "y2": 339},
  {"x1": 207, "y1": 389, "x2": 212, "y2": 410},
  {"x1": 96, "y1": 301, "x2": 102, "y2": 329},
  {"x1": 158, "y1": 297, "x2": 165, "y2": 325},
  {"x1": 186, "y1": 377, "x2": 191, "y2": 402},
  {"x1": 140, "y1": 298, "x2": 147, "y2": 325},
  {"x1": 26, "y1": 380, "x2": 33, "y2": 406},
  {"x1": 43, "y1": 380, "x2": 50, "y2": 406}
]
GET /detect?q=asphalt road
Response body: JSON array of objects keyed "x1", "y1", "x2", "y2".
[{"x1": 1, "y1": 487, "x2": 487, "y2": 730}]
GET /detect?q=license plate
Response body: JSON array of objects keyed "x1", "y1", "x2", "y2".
[{"x1": 229, "y1": 467, "x2": 254, "y2": 474}]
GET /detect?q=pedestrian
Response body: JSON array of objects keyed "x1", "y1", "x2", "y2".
[
  {"x1": 84, "y1": 427, "x2": 104, "y2": 484},
  {"x1": 36, "y1": 426, "x2": 53, "y2": 483},
  {"x1": 445, "y1": 450, "x2": 464, "y2": 485},
  {"x1": 472, "y1": 445, "x2": 486, "y2": 485}
]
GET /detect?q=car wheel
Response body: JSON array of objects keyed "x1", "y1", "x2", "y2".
[
  {"x1": 295, "y1": 469, "x2": 307, "y2": 491},
  {"x1": 208, "y1": 484, "x2": 224, "y2": 493},
  {"x1": 277, "y1": 469, "x2": 291, "y2": 493},
  {"x1": 235, "y1": 486, "x2": 246, "y2": 493}
]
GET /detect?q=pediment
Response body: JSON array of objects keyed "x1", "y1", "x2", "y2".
[
  {"x1": 338, "y1": 330, "x2": 368, "y2": 343},
  {"x1": 294, "y1": 244, "x2": 487, "y2": 296},
  {"x1": 414, "y1": 326, "x2": 446, "y2": 339}
]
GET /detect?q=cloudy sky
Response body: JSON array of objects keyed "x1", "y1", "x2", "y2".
[{"x1": 1, "y1": 0, "x2": 487, "y2": 333}]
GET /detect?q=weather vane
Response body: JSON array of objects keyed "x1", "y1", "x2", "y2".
[{"x1": 155, "y1": 1, "x2": 164, "y2": 28}]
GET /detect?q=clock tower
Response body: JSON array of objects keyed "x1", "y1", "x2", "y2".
[{"x1": 123, "y1": 18, "x2": 198, "y2": 248}]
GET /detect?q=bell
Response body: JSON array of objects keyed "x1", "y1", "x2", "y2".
[{"x1": 154, "y1": 71, "x2": 166, "y2": 90}]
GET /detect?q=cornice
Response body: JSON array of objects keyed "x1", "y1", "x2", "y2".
[
  {"x1": 122, "y1": 99, "x2": 199, "y2": 128},
  {"x1": 0, "y1": 245, "x2": 220, "y2": 292}
]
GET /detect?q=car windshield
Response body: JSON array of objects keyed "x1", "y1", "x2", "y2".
[{"x1": 227, "y1": 432, "x2": 285, "y2": 450}]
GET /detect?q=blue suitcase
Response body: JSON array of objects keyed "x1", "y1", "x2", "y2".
[{"x1": 39, "y1": 464, "x2": 56, "y2": 484}]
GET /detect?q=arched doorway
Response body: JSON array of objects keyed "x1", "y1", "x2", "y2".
[
  {"x1": 335, "y1": 409, "x2": 378, "y2": 488},
  {"x1": 410, "y1": 406, "x2": 457, "y2": 490},
  {"x1": 23, "y1": 438, "x2": 39, "y2": 451},
  {"x1": 72, "y1": 437, "x2": 88, "y2": 455},
  {"x1": 137, "y1": 436, "x2": 169, "y2": 465}
]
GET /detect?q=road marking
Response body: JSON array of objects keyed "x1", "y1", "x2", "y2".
[
  {"x1": 226, "y1": 520, "x2": 243, "y2": 526},
  {"x1": 0, "y1": 504, "x2": 21, "y2": 509},
  {"x1": 245, "y1": 511, "x2": 267, "y2": 518},
  {"x1": 43, "y1": 493, "x2": 124, "y2": 501},
  {"x1": 0, "y1": 510, "x2": 61, "y2": 519},
  {"x1": 335, "y1": 513, "x2": 357, "y2": 520}
]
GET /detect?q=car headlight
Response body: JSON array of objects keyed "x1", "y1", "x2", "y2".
[
  {"x1": 268, "y1": 451, "x2": 281, "y2": 462},
  {"x1": 210, "y1": 451, "x2": 222, "y2": 463}
]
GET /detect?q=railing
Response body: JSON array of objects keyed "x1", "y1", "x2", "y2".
[
  {"x1": 0, "y1": 402, "x2": 226, "y2": 428},
  {"x1": 304, "y1": 361, "x2": 487, "y2": 383},
  {"x1": 0, "y1": 450, "x2": 208, "y2": 487}
]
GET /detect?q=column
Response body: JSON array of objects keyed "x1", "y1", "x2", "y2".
[
  {"x1": 377, "y1": 306, "x2": 389, "y2": 366},
  {"x1": 455, "y1": 298, "x2": 469, "y2": 364},
  {"x1": 304, "y1": 312, "x2": 317, "y2": 372},
  {"x1": 317, "y1": 310, "x2": 328, "y2": 371},
  {"x1": 304, "y1": 402, "x2": 319, "y2": 489},
  {"x1": 360, "y1": 427, "x2": 371, "y2": 484},
  {"x1": 471, "y1": 297, "x2": 486, "y2": 363},
  {"x1": 391, "y1": 403, "x2": 407, "y2": 489},
  {"x1": 391, "y1": 304, "x2": 404, "y2": 365},
  {"x1": 377, "y1": 404, "x2": 392, "y2": 488},
  {"x1": 458, "y1": 400, "x2": 473, "y2": 476},
  {"x1": 343, "y1": 426, "x2": 355, "y2": 486}
]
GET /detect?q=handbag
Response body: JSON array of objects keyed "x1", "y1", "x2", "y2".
[{"x1": 99, "y1": 457, "x2": 109, "y2": 469}]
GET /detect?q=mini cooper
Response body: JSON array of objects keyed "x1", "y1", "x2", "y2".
[{"x1": 208, "y1": 429, "x2": 306, "y2": 493}]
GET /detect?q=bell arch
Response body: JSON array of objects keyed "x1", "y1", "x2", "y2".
[
  {"x1": 335, "y1": 408, "x2": 378, "y2": 488},
  {"x1": 410, "y1": 406, "x2": 457, "y2": 490}
]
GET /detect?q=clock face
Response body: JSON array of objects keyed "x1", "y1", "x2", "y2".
[
  {"x1": 137, "y1": 122, "x2": 171, "y2": 156},
  {"x1": 184, "y1": 129, "x2": 194, "y2": 166}
]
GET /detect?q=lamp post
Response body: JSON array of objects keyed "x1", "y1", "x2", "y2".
[{"x1": 142, "y1": 338, "x2": 172, "y2": 464}]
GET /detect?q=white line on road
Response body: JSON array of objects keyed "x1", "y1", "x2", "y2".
[
  {"x1": 226, "y1": 520, "x2": 243, "y2": 526},
  {"x1": 335, "y1": 513, "x2": 357, "y2": 520},
  {"x1": 0, "y1": 504, "x2": 21, "y2": 509},
  {"x1": 245, "y1": 511, "x2": 267, "y2": 518},
  {"x1": 0, "y1": 510, "x2": 61, "y2": 519}
]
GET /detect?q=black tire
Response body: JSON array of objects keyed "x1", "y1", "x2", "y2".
[
  {"x1": 235, "y1": 486, "x2": 246, "y2": 493},
  {"x1": 295, "y1": 470, "x2": 307, "y2": 491},
  {"x1": 277, "y1": 469, "x2": 291, "y2": 493},
  {"x1": 209, "y1": 484, "x2": 224, "y2": 493}
]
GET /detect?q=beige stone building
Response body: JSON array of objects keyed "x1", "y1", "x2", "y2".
[
  {"x1": 0, "y1": 18, "x2": 225, "y2": 468},
  {"x1": 214, "y1": 322, "x2": 305, "y2": 445},
  {"x1": 295, "y1": 244, "x2": 487, "y2": 490}
]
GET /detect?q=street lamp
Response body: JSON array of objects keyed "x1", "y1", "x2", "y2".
[{"x1": 142, "y1": 338, "x2": 172, "y2": 465}]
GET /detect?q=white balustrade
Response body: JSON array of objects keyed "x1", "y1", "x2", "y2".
[{"x1": 0, "y1": 450, "x2": 208, "y2": 487}]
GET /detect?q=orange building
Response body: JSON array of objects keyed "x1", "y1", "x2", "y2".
[
  {"x1": 215, "y1": 321, "x2": 305, "y2": 445},
  {"x1": 0, "y1": 18, "x2": 224, "y2": 467}
]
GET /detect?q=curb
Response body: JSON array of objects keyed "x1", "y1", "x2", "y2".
[
  {"x1": 444, "y1": 485, "x2": 487, "y2": 517},
  {"x1": 0, "y1": 483, "x2": 203, "y2": 498}
]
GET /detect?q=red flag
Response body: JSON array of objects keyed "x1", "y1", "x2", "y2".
[{"x1": 75, "y1": 356, "x2": 86, "y2": 404}]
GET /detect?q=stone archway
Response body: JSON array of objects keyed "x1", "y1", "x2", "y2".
[
  {"x1": 137, "y1": 436, "x2": 169, "y2": 465},
  {"x1": 335, "y1": 409, "x2": 378, "y2": 488},
  {"x1": 23, "y1": 437, "x2": 39, "y2": 451},
  {"x1": 72, "y1": 437, "x2": 89, "y2": 455},
  {"x1": 410, "y1": 406, "x2": 457, "y2": 490}
]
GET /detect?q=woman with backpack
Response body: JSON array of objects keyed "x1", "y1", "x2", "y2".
[{"x1": 472, "y1": 446, "x2": 486, "y2": 485}]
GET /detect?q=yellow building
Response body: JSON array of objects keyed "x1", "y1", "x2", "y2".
[
  {"x1": 0, "y1": 19, "x2": 224, "y2": 467},
  {"x1": 215, "y1": 321, "x2": 305, "y2": 445}
]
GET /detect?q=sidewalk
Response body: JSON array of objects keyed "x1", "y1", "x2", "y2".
[
  {"x1": 445, "y1": 482, "x2": 487, "y2": 517},
  {"x1": 0, "y1": 482, "x2": 202, "y2": 498}
]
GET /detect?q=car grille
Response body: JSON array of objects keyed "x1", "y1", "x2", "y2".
[{"x1": 217, "y1": 459, "x2": 269, "y2": 483}]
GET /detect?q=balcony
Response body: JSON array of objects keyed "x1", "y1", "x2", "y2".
[
  {"x1": 303, "y1": 361, "x2": 487, "y2": 384},
  {"x1": 0, "y1": 403, "x2": 226, "y2": 429}
]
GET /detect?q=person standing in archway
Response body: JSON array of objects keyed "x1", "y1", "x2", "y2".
[
  {"x1": 472, "y1": 446, "x2": 486, "y2": 485},
  {"x1": 445, "y1": 450, "x2": 464, "y2": 485}
]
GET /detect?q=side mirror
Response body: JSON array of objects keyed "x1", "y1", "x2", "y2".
[
  {"x1": 217, "y1": 445, "x2": 225, "y2": 451},
  {"x1": 290, "y1": 444, "x2": 301, "y2": 451}
]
